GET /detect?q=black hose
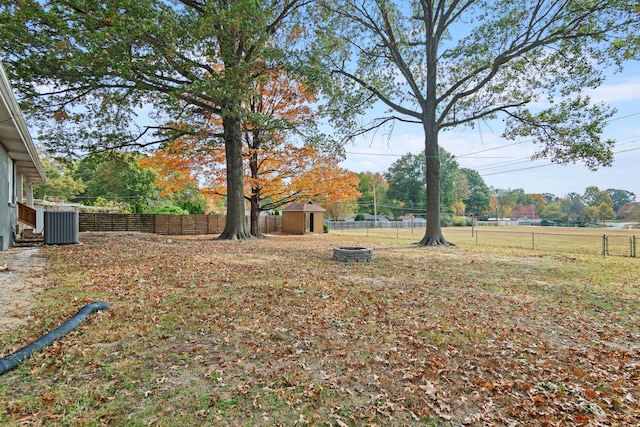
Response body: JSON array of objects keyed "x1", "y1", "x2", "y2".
[{"x1": 0, "y1": 301, "x2": 110, "y2": 375}]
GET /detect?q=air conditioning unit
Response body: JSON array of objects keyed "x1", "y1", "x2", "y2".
[{"x1": 44, "y1": 211, "x2": 79, "y2": 245}]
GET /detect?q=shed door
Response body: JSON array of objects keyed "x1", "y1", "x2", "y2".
[{"x1": 306, "y1": 213, "x2": 314, "y2": 233}]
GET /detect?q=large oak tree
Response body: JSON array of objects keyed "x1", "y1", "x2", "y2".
[
  {"x1": 314, "y1": 0, "x2": 640, "y2": 245},
  {"x1": 0, "y1": 0, "x2": 308, "y2": 240},
  {"x1": 142, "y1": 68, "x2": 359, "y2": 236},
  {"x1": 143, "y1": 136, "x2": 360, "y2": 236}
]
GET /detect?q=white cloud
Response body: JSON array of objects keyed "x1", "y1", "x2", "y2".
[{"x1": 588, "y1": 77, "x2": 640, "y2": 104}]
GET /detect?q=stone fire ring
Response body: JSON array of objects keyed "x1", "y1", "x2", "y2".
[{"x1": 333, "y1": 247, "x2": 373, "y2": 262}]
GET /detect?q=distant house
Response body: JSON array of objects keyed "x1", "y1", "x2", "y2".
[
  {"x1": 362, "y1": 213, "x2": 391, "y2": 222},
  {"x1": 346, "y1": 213, "x2": 391, "y2": 222},
  {"x1": 399, "y1": 216, "x2": 427, "y2": 225},
  {"x1": 281, "y1": 200, "x2": 325, "y2": 235},
  {"x1": 0, "y1": 62, "x2": 46, "y2": 250},
  {"x1": 517, "y1": 218, "x2": 542, "y2": 226}
]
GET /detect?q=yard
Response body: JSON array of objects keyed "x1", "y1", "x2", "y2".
[{"x1": 1, "y1": 231, "x2": 639, "y2": 426}]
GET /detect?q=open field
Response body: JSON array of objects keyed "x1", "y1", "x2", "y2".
[
  {"x1": 329, "y1": 225, "x2": 639, "y2": 257},
  {"x1": 1, "y1": 231, "x2": 639, "y2": 426}
]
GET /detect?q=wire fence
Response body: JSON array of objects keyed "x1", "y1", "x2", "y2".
[{"x1": 325, "y1": 222, "x2": 638, "y2": 258}]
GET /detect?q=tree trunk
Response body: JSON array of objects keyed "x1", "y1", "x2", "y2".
[
  {"x1": 418, "y1": 112, "x2": 451, "y2": 246},
  {"x1": 248, "y1": 131, "x2": 262, "y2": 237},
  {"x1": 418, "y1": 23, "x2": 452, "y2": 247},
  {"x1": 219, "y1": 113, "x2": 252, "y2": 240},
  {"x1": 250, "y1": 193, "x2": 261, "y2": 237},
  {"x1": 418, "y1": 136, "x2": 451, "y2": 245}
]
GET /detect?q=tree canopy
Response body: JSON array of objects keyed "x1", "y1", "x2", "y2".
[
  {"x1": 460, "y1": 168, "x2": 491, "y2": 217},
  {"x1": 33, "y1": 155, "x2": 85, "y2": 202},
  {"x1": 356, "y1": 172, "x2": 390, "y2": 217},
  {"x1": 607, "y1": 188, "x2": 636, "y2": 212},
  {"x1": 384, "y1": 148, "x2": 475, "y2": 216},
  {"x1": 74, "y1": 151, "x2": 158, "y2": 213},
  {"x1": 617, "y1": 202, "x2": 640, "y2": 221},
  {"x1": 0, "y1": 0, "x2": 310, "y2": 239},
  {"x1": 142, "y1": 68, "x2": 357, "y2": 235},
  {"x1": 313, "y1": 0, "x2": 640, "y2": 245},
  {"x1": 385, "y1": 153, "x2": 427, "y2": 211}
]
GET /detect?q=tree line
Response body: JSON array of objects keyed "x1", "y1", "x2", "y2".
[
  {"x1": 36, "y1": 145, "x2": 639, "y2": 227},
  {"x1": 351, "y1": 150, "x2": 638, "y2": 224},
  {"x1": 34, "y1": 146, "x2": 360, "y2": 228}
]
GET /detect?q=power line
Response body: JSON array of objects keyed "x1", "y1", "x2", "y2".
[
  {"x1": 614, "y1": 146, "x2": 640, "y2": 154},
  {"x1": 346, "y1": 151, "x2": 512, "y2": 159},
  {"x1": 481, "y1": 162, "x2": 555, "y2": 177},
  {"x1": 345, "y1": 151, "x2": 403, "y2": 157},
  {"x1": 473, "y1": 157, "x2": 533, "y2": 171},
  {"x1": 479, "y1": 142, "x2": 640, "y2": 177},
  {"x1": 607, "y1": 112, "x2": 640, "y2": 123},
  {"x1": 343, "y1": 111, "x2": 640, "y2": 179},
  {"x1": 455, "y1": 140, "x2": 531, "y2": 157}
]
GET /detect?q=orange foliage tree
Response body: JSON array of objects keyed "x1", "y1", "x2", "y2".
[
  {"x1": 140, "y1": 145, "x2": 201, "y2": 198},
  {"x1": 145, "y1": 70, "x2": 360, "y2": 235}
]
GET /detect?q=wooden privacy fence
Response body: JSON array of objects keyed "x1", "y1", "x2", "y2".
[{"x1": 78, "y1": 213, "x2": 282, "y2": 235}]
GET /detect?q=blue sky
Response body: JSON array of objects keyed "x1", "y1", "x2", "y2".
[{"x1": 340, "y1": 64, "x2": 640, "y2": 200}]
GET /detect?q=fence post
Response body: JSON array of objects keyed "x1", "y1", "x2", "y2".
[
  {"x1": 471, "y1": 213, "x2": 475, "y2": 237},
  {"x1": 532, "y1": 232, "x2": 535, "y2": 250},
  {"x1": 602, "y1": 234, "x2": 607, "y2": 256}
]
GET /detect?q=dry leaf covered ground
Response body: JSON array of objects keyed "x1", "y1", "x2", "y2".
[
  {"x1": 0, "y1": 248, "x2": 46, "y2": 333},
  {"x1": 0, "y1": 231, "x2": 639, "y2": 426}
]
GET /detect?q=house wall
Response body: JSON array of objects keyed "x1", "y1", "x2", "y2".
[{"x1": 0, "y1": 143, "x2": 14, "y2": 250}]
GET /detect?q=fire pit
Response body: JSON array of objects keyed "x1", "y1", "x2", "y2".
[{"x1": 332, "y1": 247, "x2": 373, "y2": 262}]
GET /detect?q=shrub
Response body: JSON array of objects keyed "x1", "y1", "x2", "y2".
[
  {"x1": 179, "y1": 201, "x2": 204, "y2": 214},
  {"x1": 151, "y1": 204, "x2": 189, "y2": 215},
  {"x1": 452, "y1": 216, "x2": 470, "y2": 226},
  {"x1": 440, "y1": 214, "x2": 453, "y2": 227},
  {"x1": 91, "y1": 197, "x2": 132, "y2": 214}
]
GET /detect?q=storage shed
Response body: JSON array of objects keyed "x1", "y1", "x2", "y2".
[{"x1": 281, "y1": 200, "x2": 325, "y2": 235}]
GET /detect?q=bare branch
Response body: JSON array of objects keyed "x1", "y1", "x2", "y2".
[{"x1": 331, "y1": 69, "x2": 421, "y2": 120}]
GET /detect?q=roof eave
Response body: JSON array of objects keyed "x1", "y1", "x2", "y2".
[{"x1": 0, "y1": 62, "x2": 46, "y2": 184}]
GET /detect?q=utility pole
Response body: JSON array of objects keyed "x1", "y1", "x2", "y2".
[{"x1": 373, "y1": 180, "x2": 377, "y2": 227}]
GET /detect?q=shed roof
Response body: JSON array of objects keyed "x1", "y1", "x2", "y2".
[
  {"x1": 0, "y1": 62, "x2": 46, "y2": 184},
  {"x1": 282, "y1": 200, "x2": 326, "y2": 213}
]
